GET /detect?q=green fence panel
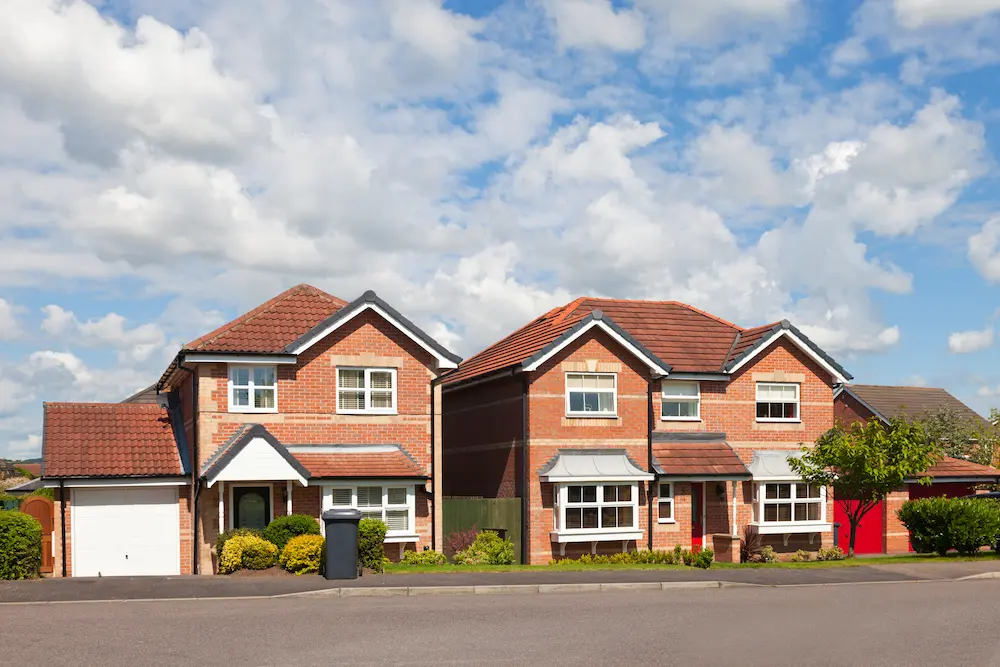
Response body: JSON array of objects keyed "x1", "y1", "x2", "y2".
[{"x1": 442, "y1": 497, "x2": 523, "y2": 563}]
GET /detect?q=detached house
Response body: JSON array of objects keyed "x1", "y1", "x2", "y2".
[
  {"x1": 41, "y1": 285, "x2": 460, "y2": 577},
  {"x1": 442, "y1": 299, "x2": 853, "y2": 565}
]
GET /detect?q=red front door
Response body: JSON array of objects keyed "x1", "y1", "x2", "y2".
[
  {"x1": 834, "y1": 499, "x2": 884, "y2": 554},
  {"x1": 691, "y1": 483, "x2": 703, "y2": 549}
]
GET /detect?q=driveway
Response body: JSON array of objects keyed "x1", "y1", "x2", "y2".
[{"x1": 1, "y1": 580, "x2": 998, "y2": 666}]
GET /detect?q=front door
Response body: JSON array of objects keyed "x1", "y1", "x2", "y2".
[
  {"x1": 691, "y1": 483, "x2": 704, "y2": 549},
  {"x1": 233, "y1": 487, "x2": 270, "y2": 530}
]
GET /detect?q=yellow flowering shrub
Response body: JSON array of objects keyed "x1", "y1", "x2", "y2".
[
  {"x1": 279, "y1": 534, "x2": 326, "y2": 575},
  {"x1": 219, "y1": 534, "x2": 278, "y2": 574}
]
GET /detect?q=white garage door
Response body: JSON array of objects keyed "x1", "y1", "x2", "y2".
[{"x1": 72, "y1": 486, "x2": 181, "y2": 577}]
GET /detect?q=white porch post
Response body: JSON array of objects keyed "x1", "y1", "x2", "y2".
[
  {"x1": 286, "y1": 480, "x2": 293, "y2": 515},
  {"x1": 731, "y1": 481, "x2": 739, "y2": 537},
  {"x1": 218, "y1": 481, "x2": 225, "y2": 535}
]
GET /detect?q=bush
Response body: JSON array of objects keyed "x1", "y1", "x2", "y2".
[
  {"x1": 264, "y1": 514, "x2": 320, "y2": 553},
  {"x1": 817, "y1": 546, "x2": 845, "y2": 561},
  {"x1": 551, "y1": 547, "x2": 711, "y2": 567},
  {"x1": 0, "y1": 511, "x2": 42, "y2": 580},
  {"x1": 280, "y1": 534, "x2": 326, "y2": 575},
  {"x1": 444, "y1": 526, "x2": 478, "y2": 557},
  {"x1": 359, "y1": 518, "x2": 388, "y2": 572},
  {"x1": 899, "y1": 497, "x2": 1000, "y2": 556},
  {"x1": 452, "y1": 530, "x2": 516, "y2": 565},
  {"x1": 758, "y1": 545, "x2": 780, "y2": 563},
  {"x1": 690, "y1": 548, "x2": 714, "y2": 569},
  {"x1": 219, "y1": 534, "x2": 278, "y2": 573},
  {"x1": 400, "y1": 550, "x2": 448, "y2": 565},
  {"x1": 791, "y1": 549, "x2": 811, "y2": 562},
  {"x1": 216, "y1": 527, "x2": 263, "y2": 558},
  {"x1": 740, "y1": 524, "x2": 761, "y2": 563}
]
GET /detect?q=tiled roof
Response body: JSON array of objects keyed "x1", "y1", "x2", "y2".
[
  {"x1": 15, "y1": 463, "x2": 41, "y2": 477},
  {"x1": 291, "y1": 446, "x2": 427, "y2": 479},
  {"x1": 446, "y1": 297, "x2": 850, "y2": 386},
  {"x1": 651, "y1": 433, "x2": 751, "y2": 478},
  {"x1": 185, "y1": 284, "x2": 347, "y2": 353},
  {"x1": 915, "y1": 456, "x2": 1000, "y2": 480},
  {"x1": 847, "y1": 385, "x2": 989, "y2": 427},
  {"x1": 43, "y1": 403, "x2": 184, "y2": 477}
]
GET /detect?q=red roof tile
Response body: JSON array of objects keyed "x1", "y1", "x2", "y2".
[
  {"x1": 292, "y1": 449, "x2": 426, "y2": 478},
  {"x1": 848, "y1": 385, "x2": 989, "y2": 427},
  {"x1": 185, "y1": 284, "x2": 347, "y2": 353},
  {"x1": 15, "y1": 463, "x2": 41, "y2": 477},
  {"x1": 916, "y1": 457, "x2": 1000, "y2": 480},
  {"x1": 652, "y1": 437, "x2": 751, "y2": 477},
  {"x1": 43, "y1": 403, "x2": 184, "y2": 477}
]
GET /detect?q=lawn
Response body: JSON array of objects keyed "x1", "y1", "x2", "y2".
[{"x1": 384, "y1": 552, "x2": 998, "y2": 574}]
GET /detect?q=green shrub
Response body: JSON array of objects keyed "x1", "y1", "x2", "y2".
[
  {"x1": 899, "y1": 497, "x2": 1000, "y2": 556},
  {"x1": 791, "y1": 549, "x2": 811, "y2": 562},
  {"x1": 691, "y1": 548, "x2": 714, "y2": 569},
  {"x1": 359, "y1": 518, "x2": 388, "y2": 572},
  {"x1": 552, "y1": 548, "x2": 706, "y2": 567},
  {"x1": 0, "y1": 494, "x2": 20, "y2": 510},
  {"x1": 216, "y1": 526, "x2": 263, "y2": 558},
  {"x1": 280, "y1": 534, "x2": 326, "y2": 575},
  {"x1": 817, "y1": 546, "x2": 845, "y2": 561},
  {"x1": 219, "y1": 533, "x2": 278, "y2": 573},
  {"x1": 0, "y1": 511, "x2": 42, "y2": 580},
  {"x1": 452, "y1": 530, "x2": 516, "y2": 565},
  {"x1": 759, "y1": 545, "x2": 780, "y2": 563},
  {"x1": 401, "y1": 550, "x2": 448, "y2": 565},
  {"x1": 264, "y1": 514, "x2": 320, "y2": 553},
  {"x1": 26, "y1": 488, "x2": 54, "y2": 500}
]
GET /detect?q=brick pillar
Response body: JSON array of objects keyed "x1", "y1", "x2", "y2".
[{"x1": 884, "y1": 487, "x2": 910, "y2": 553}]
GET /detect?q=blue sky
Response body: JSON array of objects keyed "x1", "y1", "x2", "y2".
[{"x1": 2, "y1": 0, "x2": 1000, "y2": 458}]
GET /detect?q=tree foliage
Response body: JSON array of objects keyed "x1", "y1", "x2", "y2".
[
  {"x1": 790, "y1": 417, "x2": 941, "y2": 557},
  {"x1": 913, "y1": 406, "x2": 998, "y2": 467}
]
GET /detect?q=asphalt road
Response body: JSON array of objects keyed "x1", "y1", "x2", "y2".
[{"x1": 4, "y1": 580, "x2": 999, "y2": 666}]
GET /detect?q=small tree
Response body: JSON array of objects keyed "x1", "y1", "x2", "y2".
[
  {"x1": 789, "y1": 417, "x2": 941, "y2": 557},
  {"x1": 915, "y1": 406, "x2": 998, "y2": 467}
]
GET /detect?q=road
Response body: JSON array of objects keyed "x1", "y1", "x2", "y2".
[{"x1": 3, "y1": 580, "x2": 999, "y2": 666}]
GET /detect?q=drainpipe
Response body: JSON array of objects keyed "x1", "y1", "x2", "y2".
[
  {"x1": 647, "y1": 377, "x2": 654, "y2": 551},
  {"x1": 174, "y1": 355, "x2": 199, "y2": 575},
  {"x1": 59, "y1": 479, "x2": 66, "y2": 577},
  {"x1": 430, "y1": 375, "x2": 437, "y2": 552},
  {"x1": 520, "y1": 374, "x2": 529, "y2": 566}
]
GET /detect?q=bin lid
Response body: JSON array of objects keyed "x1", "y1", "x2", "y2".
[{"x1": 321, "y1": 508, "x2": 362, "y2": 521}]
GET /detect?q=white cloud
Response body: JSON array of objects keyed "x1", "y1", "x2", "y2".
[
  {"x1": 5, "y1": 434, "x2": 40, "y2": 460},
  {"x1": 978, "y1": 384, "x2": 1000, "y2": 398},
  {"x1": 0, "y1": 299, "x2": 22, "y2": 341},
  {"x1": 948, "y1": 327, "x2": 995, "y2": 353},
  {"x1": 542, "y1": 0, "x2": 646, "y2": 51},
  {"x1": 40, "y1": 306, "x2": 168, "y2": 364},
  {"x1": 893, "y1": 0, "x2": 1000, "y2": 28},
  {"x1": 968, "y1": 216, "x2": 1000, "y2": 283}
]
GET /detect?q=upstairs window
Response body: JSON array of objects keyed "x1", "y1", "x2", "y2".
[
  {"x1": 756, "y1": 382, "x2": 799, "y2": 422},
  {"x1": 229, "y1": 366, "x2": 277, "y2": 413},
  {"x1": 661, "y1": 381, "x2": 700, "y2": 420},
  {"x1": 565, "y1": 373, "x2": 617, "y2": 417},
  {"x1": 337, "y1": 368, "x2": 397, "y2": 414}
]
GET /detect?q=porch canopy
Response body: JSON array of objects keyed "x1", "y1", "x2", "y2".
[
  {"x1": 748, "y1": 449, "x2": 831, "y2": 540},
  {"x1": 538, "y1": 449, "x2": 653, "y2": 483},
  {"x1": 650, "y1": 432, "x2": 751, "y2": 480},
  {"x1": 746, "y1": 449, "x2": 804, "y2": 482},
  {"x1": 201, "y1": 424, "x2": 310, "y2": 489}
]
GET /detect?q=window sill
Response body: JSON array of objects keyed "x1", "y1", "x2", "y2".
[
  {"x1": 661, "y1": 417, "x2": 701, "y2": 422},
  {"x1": 337, "y1": 410, "x2": 399, "y2": 416},
  {"x1": 752, "y1": 522, "x2": 831, "y2": 535},
  {"x1": 550, "y1": 529, "x2": 643, "y2": 543},
  {"x1": 565, "y1": 413, "x2": 618, "y2": 419},
  {"x1": 657, "y1": 518, "x2": 676, "y2": 524},
  {"x1": 228, "y1": 407, "x2": 278, "y2": 414},
  {"x1": 755, "y1": 419, "x2": 801, "y2": 424},
  {"x1": 384, "y1": 533, "x2": 420, "y2": 544}
]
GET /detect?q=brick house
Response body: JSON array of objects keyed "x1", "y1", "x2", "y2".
[
  {"x1": 442, "y1": 298, "x2": 853, "y2": 565},
  {"x1": 40, "y1": 285, "x2": 460, "y2": 577},
  {"x1": 833, "y1": 384, "x2": 1000, "y2": 554}
]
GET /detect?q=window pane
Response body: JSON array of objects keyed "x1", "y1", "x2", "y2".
[
  {"x1": 794, "y1": 503, "x2": 809, "y2": 522},
  {"x1": 583, "y1": 392, "x2": 600, "y2": 412},
  {"x1": 617, "y1": 485, "x2": 631, "y2": 502},
  {"x1": 566, "y1": 508, "x2": 582, "y2": 529},
  {"x1": 568, "y1": 486, "x2": 582, "y2": 503},
  {"x1": 361, "y1": 510, "x2": 382, "y2": 522},
  {"x1": 658, "y1": 500, "x2": 673, "y2": 521},
  {"x1": 597, "y1": 392, "x2": 616, "y2": 413},
  {"x1": 232, "y1": 388, "x2": 249, "y2": 406},
  {"x1": 386, "y1": 488, "x2": 406, "y2": 506},
  {"x1": 594, "y1": 375, "x2": 615, "y2": 390},
  {"x1": 385, "y1": 509, "x2": 408, "y2": 532},
  {"x1": 756, "y1": 402, "x2": 769, "y2": 418},
  {"x1": 663, "y1": 381, "x2": 698, "y2": 397},
  {"x1": 659, "y1": 483, "x2": 672, "y2": 499},
  {"x1": 581, "y1": 486, "x2": 597, "y2": 503},
  {"x1": 232, "y1": 368, "x2": 250, "y2": 386},
  {"x1": 601, "y1": 506, "x2": 617, "y2": 528},
  {"x1": 807, "y1": 503, "x2": 820, "y2": 521},
  {"x1": 253, "y1": 366, "x2": 275, "y2": 387},
  {"x1": 331, "y1": 488, "x2": 352, "y2": 506},
  {"x1": 370, "y1": 371, "x2": 393, "y2": 389},
  {"x1": 582, "y1": 507, "x2": 599, "y2": 529},
  {"x1": 254, "y1": 388, "x2": 275, "y2": 409},
  {"x1": 357, "y1": 487, "x2": 382, "y2": 508},
  {"x1": 663, "y1": 402, "x2": 680, "y2": 417},
  {"x1": 782, "y1": 384, "x2": 797, "y2": 400},
  {"x1": 566, "y1": 374, "x2": 584, "y2": 389},
  {"x1": 338, "y1": 391, "x2": 365, "y2": 411},
  {"x1": 569, "y1": 392, "x2": 585, "y2": 412},
  {"x1": 785, "y1": 402, "x2": 798, "y2": 419},
  {"x1": 764, "y1": 504, "x2": 777, "y2": 522},
  {"x1": 371, "y1": 391, "x2": 394, "y2": 409},
  {"x1": 777, "y1": 484, "x2": 791, "y2": 499},
  {"x1": 603, "y1": 486, "x2": 617, "y2": 503},
  {"x1": 765, "y1": 484, "x2": 778, "y2": 500},
  {"x1": 338, "y1": 369, "x2": 364, "y2": 389},
  {"x1": 618, "y1": 506, "x2": 633, "y2": 528},
  {"x1": 777, "y1": 504, "x2": 792, "y2": 521}
]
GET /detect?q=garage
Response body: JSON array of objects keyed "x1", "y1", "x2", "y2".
[{"x1": 72, "y1": 486, "x2": 181, "y2": 577}]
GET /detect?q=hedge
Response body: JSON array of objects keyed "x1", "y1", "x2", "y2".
[
  {"x1": 280, "y1": 534, "x2": 326, "y2": 575},
  {"x1": 264, "y1": 514, "x2": 320, "y2": 553},
  {"x1": 452, "y1": 530, "x2": 515, "y2": 565},
  {"x1": 358, "y1": 518, "x2": 388, "y2": 572},
  {"x1": 219, "y1": 533, "x2": 278, "y2": 573},
  {"x1": 898, "y1": 496, "x2": 1000, "y2": 556},
  {"x1": 0, "y1": 510, "x2": 42, "y2": 580}
]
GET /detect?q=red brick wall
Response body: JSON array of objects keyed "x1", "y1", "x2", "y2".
[{"x1": 834, "y1": 391, "x2": 874, "y2": 428}]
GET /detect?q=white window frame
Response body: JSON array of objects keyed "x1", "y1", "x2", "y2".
[
  {"x1": 756, "y1": 482, "x2": 826, "y2": 525},
  {"x1": 228, "y1": 365, "x2": 278, "y2": 414},
  {"x1": 336, "y1": 367, "x2": 398, "y2": 415},
  {"x1": 554, "y1": 482, "x2": 638, "y2": 534},
  {"x1": 661, "y1": 381, "x2": 701, "y2": 421},
  {"x1": 755, "y1": 382, "x2": 800, "y2": 422},
  {"x1": 564, "y1": 372, "x2": 618, "y2": 418},
  {"x1": 322, "y1": 483, "x2": 416, "y2": 541},
  {"x1": 657, "y1": 482, "x2": 674, "y2": 523}
]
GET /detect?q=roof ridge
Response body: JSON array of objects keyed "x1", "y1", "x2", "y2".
[
  {"x1": 184, "y1": 284, "x2": 346, "y2": 351},
  {"x1": 44, "y1": 401, "x2": 164, "y2": 410},
  {"x1": 552, "y1": 296, "x2": 588, "y2": 324},
  {"x1": 851, "y1": 383, "x2": 946, "y2": 390},
  {"x1": 572, "y1": 297, "x2": 742, "y2": 330}
]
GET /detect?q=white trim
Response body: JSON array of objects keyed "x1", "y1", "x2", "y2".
[
  {"x1": 204, "y1": 437, "x2": 308, "y2": 488},
  {"x1": 45, "y1": 477, "x2": 189, "y2": 488},
  {"x1": 321, "y1": 482, "x2": 417, "y2": 538},
  {"x1": 555, "y1": 482, "x2": 641, "y2": 535},
  {"x1": 228, "y1": 365, "x2": 278, "y2": 414},
  {"x1": 182, "y1": 353, "x2": 297, "y2": 365},
  {"x1": 756, "y1": 481, "x2": 826, "y2": 527},
  {"x1": 755, "y1": 382, "x2": 800, "y2": 423},
  {"x1": 752, "y1": 522, "x2": 832, "y2": 535},
  {"x1": 522, "y1": 319, "x2": 670, "y2": 376},
  {"x1": 657, "y1": 481, "x2": 674, "y2": 523},
  {"x1": 384, "y1": 534, "x2": 421, "y2": 544},
  {"x1": 731, "y1": 480, "x2": 739, "y2": 538},
  {"x1": 729, "y1": 329, "x2": 849, "y2": 384},
  {"x1": 701, "y1": 481, "x2": 707, "y2": 548},
  {"x1": 336, "y1": 367, "x2": 398, "y2": 415},
  {"x1": 218, "y1": 481, "x2": 225, "y2": 536},
  {"x1": 544, "y1": 474, "x2": 654, "y2": 483},
  {"x1": 565, "y1": 372, "x2": 617, "y2": 418},
  {"x1": 286, "y1": 480, "x2": 293, "y2": 515},
  {"x1": 549, "y1": 530, "x2": 643, "y2": 544},
  {"x1": 228, "y1": 484, "x2": 275, "y2": 531},
  {"x1": 288, "y1": 302, "x2": 459, "y2": 369},
  {"x1": 657, "y1": 475, "x2": 750, "y2": 482},
  {"x1": 661, "y1": 380, "x2": 701, "y2": 421}
]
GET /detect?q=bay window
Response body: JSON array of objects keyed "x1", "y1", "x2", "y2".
[
  {"x1": 756, "y1": 382, "x2": 799, "y2": 421},
  {"x1": 555, "y1": 482, "x2": 638, "y2": 532},
  {"x1": 337, "y1": 367, "x2": 397, "y2": 414},
  {"x1": 661, "y1": 381, "x2": 700, "y2": 420},
  {"x1": 758, "y1": 483, "x2": 824, "y2": 524},
  {"x1": 565, "y1": 373, "x2": 617, "y2": 417},
  {"x1": 229, "y1": 365, "x2": 277, "y2": 413}
]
